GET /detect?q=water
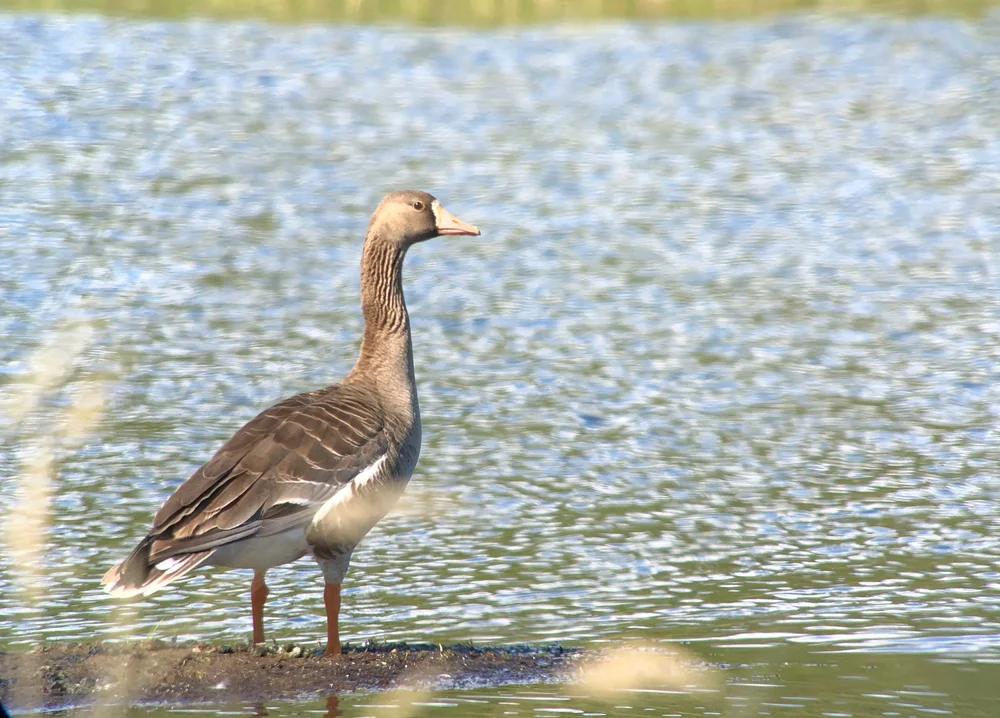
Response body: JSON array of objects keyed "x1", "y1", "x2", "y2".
[
  {"x1": 2, "y1": 10, "x2": 1000, "y2": 716},
  {"x1": 122, "y1": 651, "x2": 1000, "y2": 716}
]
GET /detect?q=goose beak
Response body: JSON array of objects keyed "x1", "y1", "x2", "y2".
[{"x1": 433, "y1": 201, "x2": 481, "y2": 236}]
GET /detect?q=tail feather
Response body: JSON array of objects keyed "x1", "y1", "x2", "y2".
[{"x1": 102, "y1": 538, "x2": 213, "y2": 598}]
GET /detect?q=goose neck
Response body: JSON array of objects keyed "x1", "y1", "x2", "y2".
[
  {"x1": 359, "y1": 234, "x2": 409, "y2": 336},
  {"x1": 351, "y1": 234, "x2": 415, "y2": 387}
]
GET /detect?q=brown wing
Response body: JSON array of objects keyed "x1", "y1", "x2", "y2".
[{"x1": 145, "y1": 382, "x2": 390, "y2": 563}]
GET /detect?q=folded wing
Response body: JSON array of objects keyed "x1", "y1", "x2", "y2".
[{"x1": 102, "y1": 383, "x2": 389, "y2": 597}]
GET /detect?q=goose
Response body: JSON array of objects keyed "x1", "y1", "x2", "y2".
[{"x1": 102, "y1": 190, "x2": 480, "y2": 655}]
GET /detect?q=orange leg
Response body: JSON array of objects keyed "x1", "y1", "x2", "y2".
[
  {"x1": 251, "y1": 570, "x2": 269, "y2": 644},
  {"x1": 324, "y1": 583, "x2": 342, "y2": 656}
]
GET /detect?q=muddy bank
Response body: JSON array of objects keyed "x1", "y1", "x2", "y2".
[{"x1": 0, "y1": 640, "x2": 580, "y2": 711}]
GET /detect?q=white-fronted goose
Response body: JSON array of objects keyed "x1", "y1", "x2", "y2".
[{"x1": 102, "y1": 191, "x2": 480, "y2": 655}]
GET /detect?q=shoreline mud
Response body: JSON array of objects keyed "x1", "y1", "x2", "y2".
[{"x1": 0, "y1": 640, "x2": 580, "y2": 711}]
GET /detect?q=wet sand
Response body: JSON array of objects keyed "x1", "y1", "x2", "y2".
[{"x1": 0, "y1": 640, "x2": 579, "y2": 711}]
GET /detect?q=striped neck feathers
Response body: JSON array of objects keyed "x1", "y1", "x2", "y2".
[{"x1": 353, "y1": 231, "x2": 414, "y2": 381}]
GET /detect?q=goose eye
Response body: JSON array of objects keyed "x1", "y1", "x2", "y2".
[{"x1": 412, "y1": 201, "x2": 424, "y2": 211}]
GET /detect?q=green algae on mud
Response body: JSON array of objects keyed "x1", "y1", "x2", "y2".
[{"x1": 0, "y1": 640, "x2": 580, "y2": 711}]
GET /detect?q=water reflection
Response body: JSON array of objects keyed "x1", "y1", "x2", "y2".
[
  {"x1": 252, "y1": 695, "x2": 341, "y2": 716},
  {"x1": 119, "y1": 652, "x2": 992, "y2": 716}
]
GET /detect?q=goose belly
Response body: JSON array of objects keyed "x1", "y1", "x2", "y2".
[
  {"x1": 307, "y1": 455, "x2": 409, "y2": 549},
  {"x1": 208, "y1": 528, "x2": 310, "y2": 572}
]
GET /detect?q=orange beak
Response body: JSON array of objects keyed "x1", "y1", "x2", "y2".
[{"x1": 433, "y1": 201, "x2": 481, "y2": 236}]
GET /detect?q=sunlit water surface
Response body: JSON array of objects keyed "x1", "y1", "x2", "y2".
[{"x1": 1, "y1": 11, "x2": 999, "y2": 717}]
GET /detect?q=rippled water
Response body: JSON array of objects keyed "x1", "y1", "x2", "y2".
[
  {"x1": 2, "y1": 11, "x2": 1000, "y2": 716},
  {"x1": 124, "y1": 652, "x2": 1000, "y2": 717}
]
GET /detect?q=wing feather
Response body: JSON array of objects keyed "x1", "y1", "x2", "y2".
[{"x1": 104, "y1": 383, "x2": 392, "y2": 595}]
